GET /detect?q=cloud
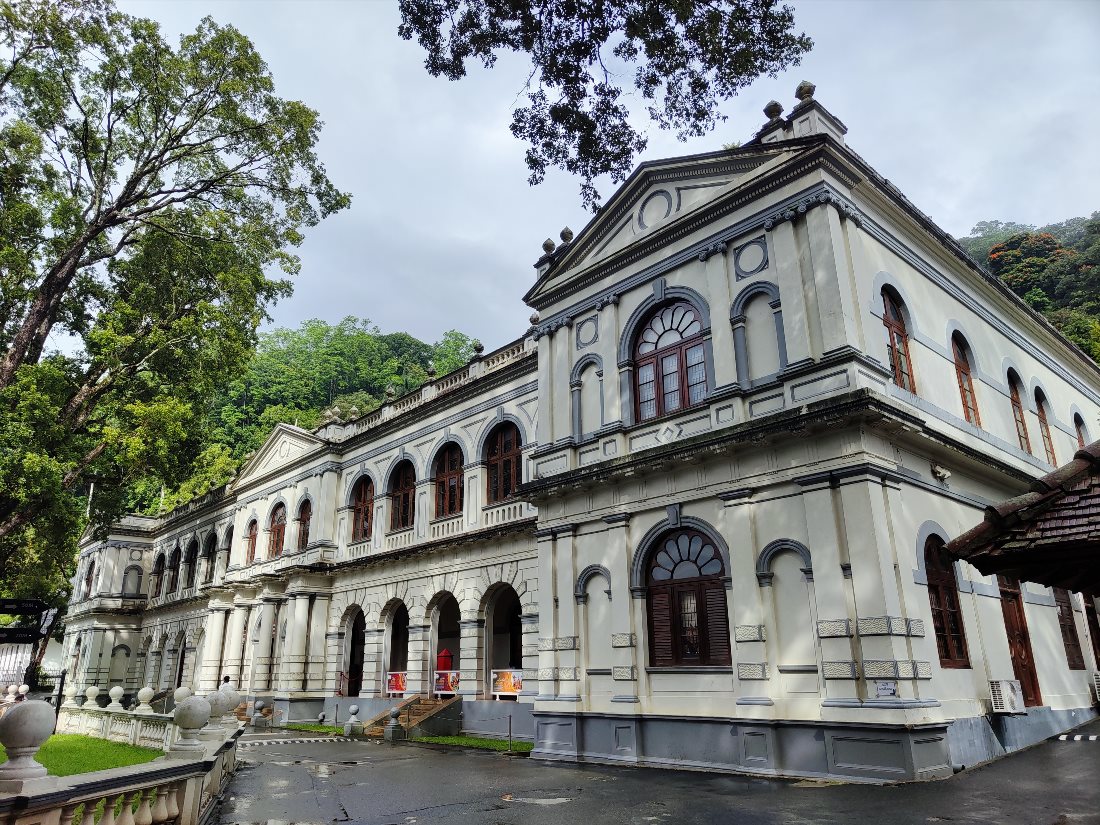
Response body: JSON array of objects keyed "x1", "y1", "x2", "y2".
[{"x1": 119, "y1": 0, "x2": 1100, "y2": 349}]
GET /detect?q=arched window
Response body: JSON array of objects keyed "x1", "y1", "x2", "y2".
[
  {"x1": 151, "y1": 554, "x2": 165, "y2": 598},
  {"x1": 351, "y1": 478, "x2": 374, "y2": 542},
  {"x1": 1053, "y1": 588, "x2": 1085, "y2": 670},
  {"x1": 485, "y1": 422, "x2": 522, "y2": 504},
  {"x1": 122, "y1": 565, "x2": 142, "y2": 596},
  {"x1": 245, "y1": 520, "x2": 258, "y2": 564},
  {"x1": 297, "y1": 499, "x2": 312, "y2": 550},
  {"x1": 389, "y1": 461, "x2": 417, "y2": 531},
  {"x1": 634, "y1": 302, "x2": 707, "y2": 422},
  {"x1": 1035, "y1": 389, "x2": 1057, "y2": 465},
  {"x1": 882, "y1": 289, "x2": 916, "y2": 393},
  {"x1": 1074, "y1": 413, "x2": 1089, "y2": 449},
  {"x1": 646, "y1": 529, "x2": 731, "y2": 667},
  {"x1": 268, "y1": 503, "x2": 287, "y2": 558},
  {"x1": 202, "y1": 534, "x2": 216, "y2": 584},
  {"x1": 83, "y1": 561, "x2": 95, "y2": 600},
  {"x1": 951, "y1": 334, "x2": 980, "y2": 426},
  {"x1": 183, "y1": 539, "x2": 198, "y2": 589},
  {"x1": 434, "y1": 443, "x2": 464, "y2": 519},
  {"x1": 1008, "y1": 371, "x2": 1031, "y2": 453},
  {"x1": 165, "y1": 546, "x2": 181, "y2": 595},
  {"x1": 924, "y1": 536, "x2": 969, "y2": 668}
]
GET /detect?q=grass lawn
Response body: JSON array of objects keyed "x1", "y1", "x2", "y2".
[
  {"x1": 0, "y1": 734, "x2": 163, "y2": 777},
  {"x1": 411, "y1": 735, "x2": 533, "y2": 753},
  {"x1": 283, "y1": 723, "x2": 345, "y2": 734}
]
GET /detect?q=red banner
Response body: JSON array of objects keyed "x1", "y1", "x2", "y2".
[{"x1": 386, "y1": 671, "x2": 407, "y2": 693}]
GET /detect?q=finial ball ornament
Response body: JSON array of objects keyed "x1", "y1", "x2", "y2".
[
  {"x1": 542, "y1": 237, "x2": 556, "y2": 254},
  {"x1": 763, "y1": 100, "x2": 783, "y2": 119},
  {"x1": 795, "y1": 80, "x2": 816, "y2": 103}
]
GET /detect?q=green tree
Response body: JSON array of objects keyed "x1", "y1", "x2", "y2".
[
  {"x1": 398, "y1": 0, "x2": 812, "y2": 209},
  {"x1": 0, "y1": 0, "x2": 349, "y2": 565}
]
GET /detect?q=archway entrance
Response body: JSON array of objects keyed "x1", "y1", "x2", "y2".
[
  {"x1": 386, "y1": 603, "x2": 409, "y2": 695},
  {"x1": 347, "y1": 611, "x2": 365, "y2": 697},
  {"x1": 486, "y1": 586, "x2": 522, "y2": 699},
  {"x1": 433, "y1": 594, "x2": 461, "y2": 696}
]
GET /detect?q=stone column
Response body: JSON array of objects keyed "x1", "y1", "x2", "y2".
[
  {"x1": 798, "y1": 478, "x2": 860, "y2": 703},
  {"x1": 535, "y1": 528, "x2": 557, "y2": 700},
  {"x1": 805, "y1": 204, "x2": 860, "y2": 356},
  {"x1": 279, "y1": 594, "x2": 310, "y2": 692},
  {"x1": 198, "y1": 607, "x2": 229, "y2": 692},
  {"x1": 535, "y1": 334, "x2": 553, "y2": 445},
  {"x1": 315, "y1": 467, "x2": 339, "y2": 548},
  {"x1": 703, "y1": 252, "x2": 737, "y2": 387},
  {"x1": 222, "y1": 603, "x2": 249, "y2": 688},
  {"x1": 553, "y1": 525, "x2": 580, "y2": 700},
  {"x1": 360, "y1": 627, "x2": 384, "y2": 698},
  {"x1": 250, "y1": 600, "x2": 277, "y2": 692},
  {"x1": 306, "y1": 594, "x2": 330, "y2": 690},
  {"x1": 520, "y1": 613, "x2": 540, "y2": 698},
  {"x1": 406, "y1": 623, "x2": 430, "y2": 695},
  {"x1": 769, "y1": 220, "x2": 814, "y2": 367},
  {"x1": 458, "y1": 618, "x2": 484, "y2": 698},
  {"x1": 603, "y1": 514, "x2": 639, "y2": 704}
]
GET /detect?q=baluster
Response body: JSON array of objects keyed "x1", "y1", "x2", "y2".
[
  {"x1": 60, "y1": 803, "x2": 79, "y2": 825},
  {"x1": 165, "y1": 782, "x2": 181, "y2": 822},
  {"x1": 116, "y1": 792, "x2": 137, "y2": 825},
  {"x1": 151, "y1": 785, "x2": 169, "y2": 824},
  {"x1": 100, "y1": 794, "x2": 118, "y2": 825},
  {"x1": 134, "y1": 788, "x2": 154, "y2": 825},
  {"x1": 79, "y1": 796, "x2": 98, "y2": 825}
]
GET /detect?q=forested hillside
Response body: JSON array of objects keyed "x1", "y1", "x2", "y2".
[
  {"x1": 959, "y1": 212, "x2": 1100, "y2": 362},
  {"x1": 131, "y1": 318, "x2": 477, "y2": 514}
]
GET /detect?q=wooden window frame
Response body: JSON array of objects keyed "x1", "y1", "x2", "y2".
[
  {"x1": 645, "y1": 529, "x2": 731, "y2": 668},
  {"x1": 485, "y1": 422, "x2": 522, "y2": 505},
  {"x1": 1009, "y1": 377, "x2": 1031, "y2": 453},
  {"x1": 1085, "y1": 600, "x2": 1100, "y2": 669},
  {"x1": 1053, "y1": 588, "x2": 1085, "y2": 670},
  {"x1": 882, "y1": 290, "x2": 917, "y2": 394},
  {"x1": 924, "y1": 537, "x2": 970, "y2": 669},
  {"x1": 1074, "y1": 414, "x2": 1088, "y2": 450},
  {"x1": 952, "y1": 336, "x2": 981, "y2": 426},
  {"x1": 389, "y1": 462, "x2": 417, "y2": 532},
  {"x1": 351, "y1": 478, "x2": 374, "y2": 543},
  {"x1": 434, "y1": 443, "x2": 465, "y2": 519},
  {"x1": 245, "y1": 520, "x2": 258, "y2": 565},
  {"x1": 183, "y1": 540, "x2": 198, "y2": 588},
  {"x1": 1035, "y1": 391, "x2": 1057, "y2": 465},
  {"x1": 165, "y1": 547, "x2": 181, "y2": 594},
  {"x1": 268, "y1": 504, "x2": 287, "y2": 559},
  {"x1": 151, "y1": 555, "x2": 165, "y2": 597},
  {"x1": 297, "y1": 500, "x2": 312, "y2": 550},
  {"x1": 83, "y1": 562, "x2": 95, "y2": 600},
  {"x1": 202, "y1": 535, "x2": 216, "y2": 584},
  {"x1": 633, "y1": 302, "x2": 708, "y2": 424}
]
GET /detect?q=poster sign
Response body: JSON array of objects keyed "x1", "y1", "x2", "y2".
[
  {"x1": 491, "y1": 669, "x2": 522, "y2": 695},
  {"x1": 386, "y1": 671, "x2": 407, "y2": 694},
  {"x1": 434, "y1": 671, "x2": 460, "y2": 693}
]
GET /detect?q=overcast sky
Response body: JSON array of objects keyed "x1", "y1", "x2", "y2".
[{"x1": 120, "y1": 0, "x2": 1100, "y2": 351}]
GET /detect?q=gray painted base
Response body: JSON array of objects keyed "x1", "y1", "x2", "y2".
[
  {"x1": 531, "y1": 710, "x2": 953, "y2": 782},
  {"x1": 460, "y1": 700, "x2": 535, "y2": 741},
  {"x1": 320, "y1": 696, "x2": 395, "y2": 727},
  {"x1": 947, "y1": 705, "x2": 1098, "y2": 769}
]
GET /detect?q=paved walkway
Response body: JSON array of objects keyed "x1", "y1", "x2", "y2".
[{"x1": 222, "y1": 721, "x2": 1100, "y2": 825}]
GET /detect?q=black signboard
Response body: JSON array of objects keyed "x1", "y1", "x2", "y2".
[
  {"x1": 0, "y1": 627, "x2": 42, "y2": 644},
  {"x1": 0, "y1": 598, "x2": 47, "y2": 615}
]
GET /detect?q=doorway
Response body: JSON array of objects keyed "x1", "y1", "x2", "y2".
[
  {"x1": 347, "y1": 611, "x2": 365, "y2": 697},
  {"x1": 998, "y1": 575, "x2": 1042, "y2": 707}
]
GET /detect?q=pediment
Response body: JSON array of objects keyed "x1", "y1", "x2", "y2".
[
  {"x1": 525, "y1": 143, "x2": 800, "y2": 308},
  {"x1": 232, "y1": 424, "x2": 326, "y2": 488}
]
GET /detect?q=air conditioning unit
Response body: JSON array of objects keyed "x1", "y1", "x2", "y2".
[{"x1": 990, "y1": 679, "x2": 1025, "y2": 714}]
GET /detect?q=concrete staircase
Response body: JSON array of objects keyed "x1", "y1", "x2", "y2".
[{"x1": 362, "y1": 694, "x2": 459, "y2": 737}]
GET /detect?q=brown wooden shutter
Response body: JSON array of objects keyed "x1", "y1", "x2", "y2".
[
  {"x1": 648, "y1": 590, "x2": 674, "y2": 666},
  {"x1": 703, "y1": 585, "x2": 731, "y2": 665},
  {"x1": 1054, "y1": 588, "x2": 1085, "y2": 670}
]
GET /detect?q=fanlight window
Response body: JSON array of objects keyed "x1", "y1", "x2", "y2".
[
  {"x1": 351, "y1": 478, "x2": 374, "y2": 542},
  {"x1": 646, "y1": 528, "x2": 730, "y2": 668},
  {"x1": 269, "y1": 503, "x2": 287, "y2": 558},
  {"x1": 634, "y1": 302, "x2": 707, "y2": 422}
]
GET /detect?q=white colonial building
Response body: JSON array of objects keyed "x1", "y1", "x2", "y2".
[{"x1": 63, "y1": 83, "x2": 1100, "y2": 781}]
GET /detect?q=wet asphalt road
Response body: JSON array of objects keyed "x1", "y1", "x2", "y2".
[{"x1": 221, "y1": 721, "x2": 1100, "y2": 825}]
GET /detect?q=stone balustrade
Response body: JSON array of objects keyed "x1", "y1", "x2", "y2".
[{"x1": 0, "y1": 684, "x2": 243, "y2": 825}]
